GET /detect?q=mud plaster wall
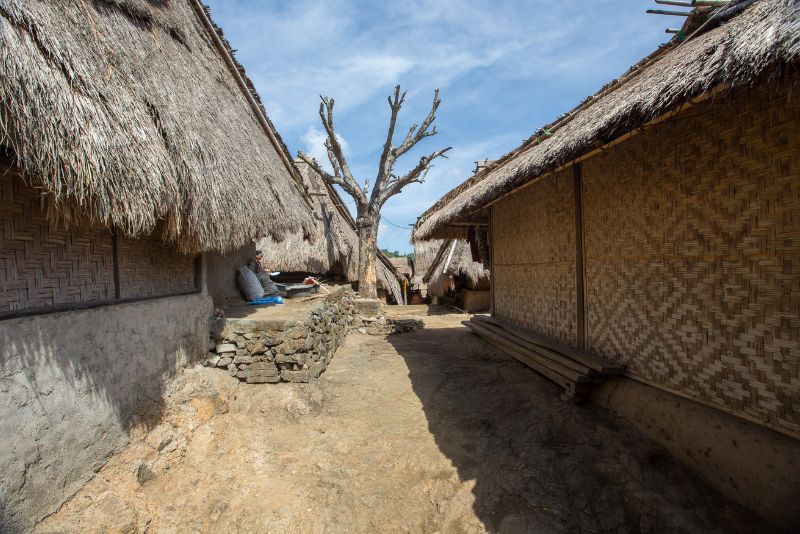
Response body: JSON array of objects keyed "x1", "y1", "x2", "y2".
[
  {"x1": 0, "y1": 292, "x2": 213, "y2": 532},
  {"x1": 491, "y1": 167, "x2": 577, "y2": 345},
  {"x1": 206, "y1": 242, "x2": 255, "y2": 307},
  {"x1": 582, "y1": 82, "x2": 800, "y2": 438},
  {"x1": 592, "y1": 377, "x2": 800, "y2": 531}
]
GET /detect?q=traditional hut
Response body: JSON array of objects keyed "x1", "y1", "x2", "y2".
[
  {"x1": 414, "y1": 0, "x2": 800, "y2": 527},
  {"x1": 417, "y1": 239, "x2": 490, "y2": 311},
  {"x1": 0, "y1": 1, "x2": 315, "y2": 529},
  {"x1": 257, "y1": 160, "x2": 405, "y2": 304},
  {"x1": 410, "y1": 238, "x2": 443, "y2": 296}
]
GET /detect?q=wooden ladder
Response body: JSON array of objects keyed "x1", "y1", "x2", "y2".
[{"x1": 464, "y1": 315, "x2": 625, "y2": 401}]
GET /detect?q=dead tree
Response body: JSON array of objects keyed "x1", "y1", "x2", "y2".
[{"x1": 298, "y1": 85, "x2": 450, "y2": 299}]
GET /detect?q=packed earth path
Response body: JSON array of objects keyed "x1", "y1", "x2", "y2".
[{"x1": 37, "y1": 309, "x2": 772, "y2": 533}]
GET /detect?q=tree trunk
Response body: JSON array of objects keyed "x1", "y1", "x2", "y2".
[{"x1": 356, "y1": 215, "x2": 379, "y2": 299}]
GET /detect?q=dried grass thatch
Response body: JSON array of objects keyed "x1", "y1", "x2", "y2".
[
  {"x1": 414, "y1": 0, "x2": 800, "y2": 240},
  {"x1": 0, "y1": 0, "x2": 316, "y2": 253},
  {"x1": 411, "y1": 237, "x2": 444, "y2": 289},
  {"x1": 258, "y1": 161, "x2": 359, "y2": 278},
  {"x1": 423, "y1": 240, "x2": 490, "y2": 297},
  {"x1": 258, "y1": 161, "x2": 405, "y2": 302}
]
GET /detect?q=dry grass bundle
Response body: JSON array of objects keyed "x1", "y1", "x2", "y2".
[
  {"x1": 414, "y1": 0, "x2": 800, "y2": 240},
  {"x1": 0, "y1": 0, "x2": 316, "y2": 253}
]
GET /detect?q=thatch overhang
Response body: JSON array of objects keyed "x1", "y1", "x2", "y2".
[
  {"x1": 411, "y1": 237, "x2": 444, "y2": 288},
  {"x1": 422, "y1": 239, "x2": 490, "y2": 296},
  {"x1": 413, "y1": 0, "x2": 800, "y2": 241},
  {"x1": 0, "y1": 0, "x2": 316, "y2": 253},
  {"x1": 259, "y1": 160, "x2": 405, "y2": 302}
]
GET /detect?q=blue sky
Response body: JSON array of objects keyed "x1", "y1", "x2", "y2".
[{"x1": 205, "y1": 0, "x2": 668, "y2": 254}]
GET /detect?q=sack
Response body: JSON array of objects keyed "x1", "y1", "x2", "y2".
[
  {"x1": 237, "y1": 266, "x2": 264, "y2": 302},
  {"x1": 256, "y1": 271, "x2": 279, "y2": 295}
]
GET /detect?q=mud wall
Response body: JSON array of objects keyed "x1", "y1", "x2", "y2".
[
  {"x1": 592, "y1": 378, "x2": 800, "y2": 530},
  {"x1": 206, "y1": 242, "x2": 255, "y2": 307},
  {"x1": 0, "y1": 292, "x2": 213, "y2": 532}
]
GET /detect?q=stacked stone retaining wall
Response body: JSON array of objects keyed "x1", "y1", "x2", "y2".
[{"x1": 207, "y1": 291, "x2": 422, "y2": 384}]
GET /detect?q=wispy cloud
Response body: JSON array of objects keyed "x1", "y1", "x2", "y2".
[
  {"x1": 300, "y1": 126, "x2": 351, "y2": 175},
  {"x1": 206, "y1": 0, "x2": 667, "y2": 252}
]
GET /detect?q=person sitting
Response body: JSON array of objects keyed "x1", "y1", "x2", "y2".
[{"x1": 248, "y1": 250, "x2": 279, "y2": 295}]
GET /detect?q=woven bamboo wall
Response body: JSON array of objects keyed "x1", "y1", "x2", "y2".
[
  {"x1": 117, "y1": 235, "x2": 197, "y2": 299},
  {"x1": 492, "y1": 168, "x2": 577, "y2": 345},
  {"x1": 0, "y1": 170, "x2": 115, "y2": 312},
  {"x1": 582, "y1": 82, "x2": 800, "y2": 435},
  {"x1": 1, "y1": 171, "x2": 198, "y2": 315}
]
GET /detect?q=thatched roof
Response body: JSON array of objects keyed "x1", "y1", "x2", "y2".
[
  {"x1": 423, "y1": 240, "x2": 490, "y2": 296},
  {"x1": 258, "y1": 161, "x2": 359, "y2": 278},
  {"x1": 259, "y1": 160, "x2": 405, "y2": 302},
  {"x1": 411, "y1": 238, "x2": 444, "y2": 288},
  {"x1": 388, "y1": 257, "x2": 413, "y2": 279},
  {"x1": 0, "y1": 0, "x2": 316, "y2": 253},
  {"x1": 414, "y1": 0, "x2": 800, "y2": 240}
]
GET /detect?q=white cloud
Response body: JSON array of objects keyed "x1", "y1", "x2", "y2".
[
  {"x1": 300, "y1": 126, "x2": 350, "y2": 174},
  {"x1": 205, "y1": 0, "x2": 668, "y2": 254}
]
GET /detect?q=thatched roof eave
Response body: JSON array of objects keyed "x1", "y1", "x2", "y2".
[
  {"x1": 0, "y1": 0, "x2": 316, "y2": 253},
  {"x1": 413, "y1": 0, "x2": 800, "y2": 241}
]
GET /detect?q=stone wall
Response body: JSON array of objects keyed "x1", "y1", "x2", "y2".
[
  {"x1": 208, "y1": 290, "x2": 357, "y2": 383},
  {"x1": 207, "y1": 292, "x2": 422, "y2": 383}
]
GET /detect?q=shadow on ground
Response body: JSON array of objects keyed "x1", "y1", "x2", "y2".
[{"x1": 387, "y1": 323, "x2": 776, "y2": 533}]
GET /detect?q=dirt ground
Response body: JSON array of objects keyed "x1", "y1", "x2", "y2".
[{"x1": 36, "y1": 311, "x2": 773, "y2": 533}]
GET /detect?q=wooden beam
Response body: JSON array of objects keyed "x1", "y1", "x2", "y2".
[
  {"x1": 473, "y1": 316, "x2": 625, "y2": 374},
  {"x1": 489, "y1": 205, "x2": 496, "y2": 316},
  {"x1": 573, "y1": 164, "x2": 586, "y2": 350}
]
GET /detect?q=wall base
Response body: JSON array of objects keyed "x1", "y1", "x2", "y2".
[
  {"x1": 0, "y1": 293, "x2": 213, "y2": 532},
  {"x1": 591, "y1": 377, "x2": 800, "y2": 531}
]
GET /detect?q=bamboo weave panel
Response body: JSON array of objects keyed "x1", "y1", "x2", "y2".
[
  {"x1": 117, "y1": 234, "x2": 197, "y2": 299},
  {"x1": 492, "y1": 169, "x2": 577, "y2": 346},
  {"x1": 0, "y1": 171, "x2": 115, "y2": 312},
  {"x1": 582, "y1": 82, "x2": 800, "y2": 434}
]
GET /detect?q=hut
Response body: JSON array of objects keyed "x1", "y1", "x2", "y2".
[
  {"x1": 0, "y1": 1, "x2": 315, "y2": 529},
  {"x1": 410, "y1": 238, "x2": 444, "y2": 297},
  {"x1": 257, "y1": 160, "x2": 405, "y2": 304},
  {"x1": 417, "y1": 239, "x2": 490, "y2": 311},
  {"x1": 414, "y1": 0, "x2": 800, "y2": 528}
]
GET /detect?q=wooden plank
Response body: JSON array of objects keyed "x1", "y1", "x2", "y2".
[
  {"x1": 473, "y1": 315, "x2": 625, "y2": 374},
  {"x1": 465, "y1": 321, "x2": 590, "y2": 384},
  {"x1": 472, "y1": 318, "x2": 594, "y2": 376},
  {"x1": 465, "y1": 322, "x2": 590, "y2": 397}
]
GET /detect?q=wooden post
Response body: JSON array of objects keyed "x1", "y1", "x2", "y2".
[
  {"x1": 573, "y1": 164, "x2": 586, "y2": 350},
  {"x1": 112, "y1": 231, "x2": 121, "y2": 300},
  {"x1": 490, "y1": 205, "x2": 496, "y2": 317}
]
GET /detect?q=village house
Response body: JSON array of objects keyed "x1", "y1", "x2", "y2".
[
  {"x1": 414, "y1": 0, "x2": 800, "y2": 528},
  {"x1": 414, "y1": 238, "x2": 490, "y2": 312},
  {"x1": 0, "y1": 0, "x2": 318, "y2": 530},
  {"x1": 254, "y1": 160, "x2": 405, "y2": 306}
]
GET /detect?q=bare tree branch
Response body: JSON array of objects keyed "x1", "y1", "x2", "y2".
[
  {"x1": 393, "y1": 88, "x2": 442, "y2": 159},
  {"x1": 379, "y1": 146, "x2": 451, "y2": 206},
  {"x1": 316, "y1": 96, "x2": 367, "y2": 206},
  {"x1": 371, "y1": 85, "x2": 407, "y2": 206},
  {"x1": 297, "y1": 150, "x2": 364, "y2": 207}
]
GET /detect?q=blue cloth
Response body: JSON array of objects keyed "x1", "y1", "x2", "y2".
[{"x1": 247, "y1": 296, "x2": 285, "y2": 306}]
